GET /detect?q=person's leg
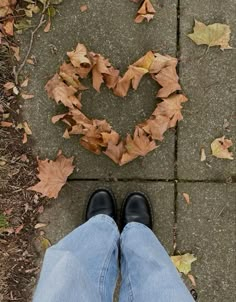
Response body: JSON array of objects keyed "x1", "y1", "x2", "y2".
[
  {"x1": 33, "y1": 189, "x2": 120, "y2": 302},
  {"x1": 119, "y1": 193, "x2": 194, "y2": 302}
]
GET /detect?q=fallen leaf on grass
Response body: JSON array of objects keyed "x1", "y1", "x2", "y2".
[
  {"x1": 200, "y1": 147, "x2": 206, "y2": 161},
  {"x1": 183, "y1": 192, "x2": 190, "y2": 205},
  {"x1": 28, "y1": 150, "x2": 75, "y2": 198},
  {"x1": 188, "y1": 20, "x2": 232, "y2": 50},
  {"x1": 171, "y1": 253, "x2": 197, "y2": 275},
  {"x1": 211, "y1": 136, "x2": 233, "y2": 160},
  {"x1": 134, "y1": 0, "x2": 156, "y2": 23},
  {"x1": 80, "y1": 4, "x2": 88, "y2": 12}
]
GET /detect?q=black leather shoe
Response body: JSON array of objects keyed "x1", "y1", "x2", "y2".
[
  {"x1": 121, "y1": 192, "x2": 153, "y2": 230},
  {"x1": 85, "y1": 189, "x2": 117, "y2": 221}
]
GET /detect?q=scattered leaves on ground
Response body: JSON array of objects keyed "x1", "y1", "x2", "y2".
[
  {"x1": 211, "y1": 136, "x2": 234, "y2": 160},
  {"x1": 171, "y1": 253, "x2": 197, "y2": 275},
  {"x1": 188, "y1": 20, "x2": 232, "y2": 50},
  {"x1": 28, "y1": 150, "x2": 75, "y2": 198},
  {"x1": 47, "y1": 43, "x2": 187, "y2": 165}
]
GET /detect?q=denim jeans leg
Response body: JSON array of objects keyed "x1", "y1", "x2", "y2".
[
  {"x1": 33, "y1": 214, "x2": 120, "y2": 302},
  {"x1": 119, "y1": 222, "x2": 195, "y2": 302}
]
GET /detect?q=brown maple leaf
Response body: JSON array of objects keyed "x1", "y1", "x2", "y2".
[
  {"x1": 67, "y1": 43, "x2": 92, "y2": 78},
  {"x1": 140, "y1": 115, "x2": 170, "y2": 140},
  {"x1": 59, "y1": 62, "x2": 87, "y2": 90},
  {"x1": 90, "y1": 53, "x2": 112, "y2": 92},
  {"x1": 133, "y1": 51, "x2": 155, "y2": 70},
  {"x1": 113, "y1": 65, "x2": 148, "y2": 97},
  {"x1": 28, "y1": 151, "x2": 75, "y2": 199},
  {"x1": 120, "y1": 127, "x2": 157, "y2": 165},
  {"x1": 153, "y1": 94, "x2": 188, "y2": 128},
  {"x1": 104, "y1": 141, "x2": 125, "y2": 164},
  {"x1": 104, "y1": 66, "x2": 120, "y2": 89},
  {"x1": 149, "y1": 53, "x2": 178, "y2": 74},
  {"x1": 45, "y1": 74, "x2": 82, "y2": 109},
  {"x1": 45, "y1": 73, "x2": 81, "y2": 108},
  {"x1": 153, "y1": 65, "x2": 181, "y2": 98},
  {"x1": 134, "y1": 0, "x2": 156, "y2": 23}
]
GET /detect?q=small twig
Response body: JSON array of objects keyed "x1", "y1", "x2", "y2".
[{"x1": 14, "y1": 2, "x2": 49, "y2": 84}]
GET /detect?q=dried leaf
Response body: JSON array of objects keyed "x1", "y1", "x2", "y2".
[
  {"x1": 200, "y1": 147, "x2": 206, "y2": 161},
  {"x1": 80, "y1": 4, "x2": 88, "y2": 12},
  {"x1": 44, "y1": 19, "x2": 51, "y2": 32},
  {"x1": 140, "y1": 115, "x2": 170, "y2": 141},
  {"x1": 15, "y1": 224, "x2": 24, "y2": 234},
  {"x1": 20, "y1": 78, "x2": 29, "y2": 88},
  {"x1": 135, "y1": 0, "x2": 156, "y2": 23},
  {"x1": 183, "y1": 193, "x2": 190, "y2": 205},
  {"x1": 28, "y1": 151, "x2": 75, "y2": 198},
  {"x1": 23, "y1": 121, "x2": 32, "y2": 135},
  {"x1": 34, "y1": 223, "x2": 47, "y2": 229},
  {"x1": 120, "y1": 127, "x2": 157, "y2": 165},
  {"x1": 171, "y1": 253, "x2": 197, "y2": 275},
  {"x1": 188, "y1": 274, "x2": 197, "y2": 287},
  {"x1": 188, "y1": 20, "x2": 232, "y2": 50},
  {"x1": 104, "y1": 141, "x2": 125, "y2": 164},
  {"x1": 153, "y1": 94, "x2": 188, "y2": 128},
  {"x1": 21, "y1": 93, "x2": 34, "y2": 100},
  {"x1": 3, "y1": 18, "x2": 14, "y2": 36},
  {"x1": 0, "y1": 121, "x2": 13, "y2": 127},
  {"x1": 154, "y1": 65, "x2": 181, "y2": 98},
  {"x1": 4, "y1": 81, "x2": 15, "y2": 90},
  {"x1": 211, "y1": 136, "x2": 233, "y2": 160},
  {"x1": 45, "y1": 74, "x2": 82, "y2": 109},
  {"x1": 67, "y1": 43, "x2": 91, "y2": 70}
]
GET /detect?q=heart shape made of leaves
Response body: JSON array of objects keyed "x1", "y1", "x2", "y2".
[{"x1": 45, "y1": 43, "x2": 188, "y2": 166}]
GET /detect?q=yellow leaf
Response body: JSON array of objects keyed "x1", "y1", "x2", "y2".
[
  {"x1": 171, "y1": 253, "x2": 197, "y2": 275},
  {"x1": 188, "y1": 20, "x2": 232, "y2": 50},
  {"x1": 211, "y1": 136, "x2": 233, "y2": 160},
  {"x1": 40, "y1": 236, "x2": 51, "y2": 251}
]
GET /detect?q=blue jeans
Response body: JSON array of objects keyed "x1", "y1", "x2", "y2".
[{"x1": 33, "y1": 214, "x2": 194, "y2": 302}]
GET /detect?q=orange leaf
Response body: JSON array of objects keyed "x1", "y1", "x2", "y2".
[
  {"x1": 28, "y1": 151, "x2": 75, "y2": 199},
  {"x1": 44, "y1": 19, "x2": 51, "y2": 33}
]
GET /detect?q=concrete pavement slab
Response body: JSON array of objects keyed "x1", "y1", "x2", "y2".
[
  {"x1": 177, "y1": 0, "x2": 236, "y2": 180},
  {"x1": 20, "y1": 0, "x2": 178, "y2": 179},
  {"x1": 177, "y1": 183, "x2": 236, "y2": 302},
  {"x1": 38, "y1": 181, "x2": 175, "y2": 253}
]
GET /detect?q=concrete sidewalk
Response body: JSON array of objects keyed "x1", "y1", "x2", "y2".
[{"x1": 21, "y1": 0, "x2": 236, "y2": 301}]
